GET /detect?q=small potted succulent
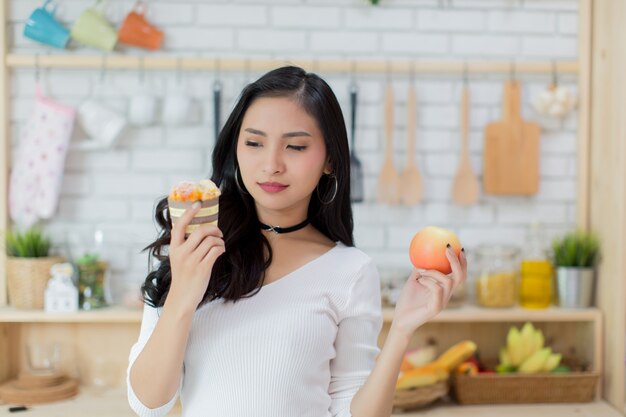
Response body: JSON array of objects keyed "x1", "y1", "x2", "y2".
[
  {"x1": 551, "y1": 230, "x2": 600, "y2": 308},
  {"x1": 5, "y1": 226, "x2": 65, "y2": 309}
]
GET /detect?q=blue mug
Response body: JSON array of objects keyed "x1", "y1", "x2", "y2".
[{"x1": 23, "y1": 0, "x2": 70, "y2": 49}]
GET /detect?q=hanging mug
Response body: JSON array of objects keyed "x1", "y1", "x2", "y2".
[
  {"x1": 118, "y1": 2, "x2": 163, "y2": 51},
  {"x1": 23, "y1": 0, "x2": 70, "y2": 49},
  {"x1": 77, "y1": 100, "x2": 127, "y2": 149},
  {"x1": 70, "y1": 0, "x2": 117, "y2": 51}
]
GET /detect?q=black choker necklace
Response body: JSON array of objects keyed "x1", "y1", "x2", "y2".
[{"x1": 259, "y1": 218, "x2": 310, "y2": 234}]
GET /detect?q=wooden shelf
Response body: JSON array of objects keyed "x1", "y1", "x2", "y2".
[
  {"x1": 0, "y1": 305, "x2": 601, "y2": 324},
  {"x1": 0, "y1": 306, "x2": 142, "y2": 324},
  {"x1": 382, "y1": 305, "x2": 602, "y2": 323},
  {"x1": 0, "y1": 388, "x2": 620, "y2": 417}
]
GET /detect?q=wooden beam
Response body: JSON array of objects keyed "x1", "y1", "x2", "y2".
[{"x1": 588, "y1": 0, "x2": 626, "y2": 410}]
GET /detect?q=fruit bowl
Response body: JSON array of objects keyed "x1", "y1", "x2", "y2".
[{"x1": 393, "y1": 381, "x2": 448, "y2": 412}]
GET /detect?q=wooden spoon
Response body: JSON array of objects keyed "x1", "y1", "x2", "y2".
[
  {"x1": 400, "y1": 82, "x2": 422, "y2": 205},
  {"x1": 377, "y1": 80, "x2": 400, "y2": 204},
  {"x1": 452, "y1": 83, "x2": 480, "y2": 205}
]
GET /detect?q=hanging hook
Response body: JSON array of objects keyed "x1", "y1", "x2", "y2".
[
  {"x1": 463, "y1": 61, "x2": 469, "y2": 85},
  {"x1": 35, "y1": 53, "x2": 40, "y2": 82},
  {"x1": 409, "y1": 60, "x2": 416, "y2": 84},
  {"x1": 551, "y1": 59, "x2": 558, "y2": 87},
  {"x1": 386, "y1": 60, "x2": 392, "y2": 83},
  {"x1": 509, "y1": 60, "x2": 516, "y2": 81},
  {"x1": 244, "y1": 57, "x2": 251, "y2": 83},
  {"x1": 215, "y1": 56, "x2": 221, "y2": 80},
  {"x1": 176, "y1": 57, "x2": 182, "y2": 85},
  {"x1": 99, "y1": 54, "x2": 107, "y2": 85},
  {"x1": 138, "y1": 56, "x2": 145, "y2": 84}
]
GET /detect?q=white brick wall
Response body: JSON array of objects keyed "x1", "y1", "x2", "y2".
[{"x1": 7, "y1": 0, "x2": 579, "y2": 301}]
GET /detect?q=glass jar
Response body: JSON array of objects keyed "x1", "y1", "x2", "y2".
[{"x1": 474, "y1": 245, "x2": 520, "y2": 308}]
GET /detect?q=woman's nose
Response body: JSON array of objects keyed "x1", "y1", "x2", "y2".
[{"x1": 263, "y1": 147, "x2": 285, "y2": 174}]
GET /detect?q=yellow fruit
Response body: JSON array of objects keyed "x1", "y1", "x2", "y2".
[
  {"x1": 433, "y1": 341, "x2": 477, "y2": 372},
  {"x1": 520, "y1": 322, "x2": 537, "y2": 360},
  {"x1": 499, "y1": 347, "x2": 511, "y2": 366},
  {"x1": 519, "y1": 347, "x2": 552, "y2": 373},
  {"x1": 396, "y1": 363, "x2": 448, "y2": 390},
  {"x1": 543, "y1": 353, "x2": 562, "y2": 372},
  {"x1": 506, "y1": 327, "x2": 525, "y2": 366}
]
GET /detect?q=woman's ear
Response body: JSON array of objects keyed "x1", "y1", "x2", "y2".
[{"x1": 324, "y1": 159, "x2": 333, "y2": 175}]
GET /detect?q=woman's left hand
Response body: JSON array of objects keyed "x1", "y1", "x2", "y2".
[{"x1": 391, "y1": 245, "x2": 467, "y2": 337}]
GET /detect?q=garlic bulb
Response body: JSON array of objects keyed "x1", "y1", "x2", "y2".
[{"x1": 532, "y1": 84, "x2": 577, "y2": 118}]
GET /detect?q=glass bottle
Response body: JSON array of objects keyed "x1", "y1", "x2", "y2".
[
  {"x1": 519, "y1": 222, "x2": 553, "y2": 309},
  {"x1": 475, "y1": 245, "x2": 520, "y2": 308}
]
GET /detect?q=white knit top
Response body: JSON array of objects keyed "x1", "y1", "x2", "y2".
[{"x1": 127, "y1": 242, "x2": 383, "y2": 417}]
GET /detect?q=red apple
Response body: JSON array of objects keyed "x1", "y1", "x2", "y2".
[{"x1": 409, "y1": 226, "x2": 462, "y2": 274}]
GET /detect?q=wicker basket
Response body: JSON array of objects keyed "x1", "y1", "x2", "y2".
[
  {"x1": 452, "y1": 371, "x2": 599, "y2": 404},
  {"x1": 393, "y1": 381, "x2": 448, "y2": 412},
  {"x1": 7, "y1": 256, "x2": 65, "y2": 309}
]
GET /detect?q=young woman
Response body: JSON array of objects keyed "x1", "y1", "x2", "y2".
[{"x1": 127, "y1": 66, "x2": 467, "y2": 417}]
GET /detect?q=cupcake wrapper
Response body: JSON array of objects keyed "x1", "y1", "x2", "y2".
[{"x1": 168, "y1": 197, "x2": 219, "y2": 237}]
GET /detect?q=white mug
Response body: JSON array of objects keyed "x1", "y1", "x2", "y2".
[
  {"x1": 162, "y1": 90, "x2": 192, "y2": 126},
  {"x1": 78, "y1": 99, "x2": 127, "y2": 147},
  {"x1": 129, "y1": 91, "x2": 158, "y2": 126}
]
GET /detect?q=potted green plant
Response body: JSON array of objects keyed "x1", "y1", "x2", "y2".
[
  {"x1": 551, "y1": 230, "x2": 601, "y2": 308},
  {"x1": 75, "y1": 252, "x2": 110, "y2": 310},
  {"x1": 4, "y1": 226, "x2": 65, "y2": 309}
]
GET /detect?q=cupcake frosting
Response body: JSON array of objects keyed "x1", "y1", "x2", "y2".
[{"x1": 169, "y1": 179, "x2": 220, "y2": 202}]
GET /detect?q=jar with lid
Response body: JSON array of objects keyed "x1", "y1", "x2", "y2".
[
  {"x1": 519, "y1": 222, "x2": 553, "y2": 309},
  {"x1": 474, "y1": 245, "x2": 520, "y2": 308}
]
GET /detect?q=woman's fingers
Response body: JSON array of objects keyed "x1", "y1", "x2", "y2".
[
  {"x1": 419, "y1": 274, "x2": 453, "y2": 303},
  {"x1": 171, "y1": 202, "x2": 202, "y2": 247},
  {"x1": 191, "y1": 236, "x2": 225, "y2": 263},
  {"x1": 184, "y1": 223, "x2": 223, "y2": 252},
  {"x1": 445, "y1": 245, "x2": 464, "y2": 290},
  {"x1": 417, "y1": 277, "x2": 445, "y2": 312}
]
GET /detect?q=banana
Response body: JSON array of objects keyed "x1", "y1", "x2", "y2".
[
  {"x1": 543, "y1": 353, "x2": 562, "y2": 372},
  {"x1": 499, "y1": 347, "x2": 511, "y2": 366},
  {"x1": 518, "y1": 347, "x2": 552, "y2": 373},
  {"x1": 506, "y1": 327, "x2": 525, "y2": 366},
  {"x1": 520, "y1": 322, "x2": 536, "y2": 360}
]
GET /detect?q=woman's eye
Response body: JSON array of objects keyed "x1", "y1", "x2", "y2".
[
  {"x1": 245, "y1": 140, "x2": 261, "y2": 147},
  {"x1": 287, "y1": 145, "x2": 307, "y2": 151}
]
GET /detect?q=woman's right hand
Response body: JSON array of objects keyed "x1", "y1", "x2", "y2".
[{"x1": 167, "y1": 202, "x2": 226, "y2": 311}]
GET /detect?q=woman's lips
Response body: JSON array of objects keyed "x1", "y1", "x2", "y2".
[{"x1": 258, "y1": 182, "x2": 288, "y2": 193}]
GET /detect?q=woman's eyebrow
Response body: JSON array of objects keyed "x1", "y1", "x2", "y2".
[{"x1": 244, "y1": 127, "x2": 312, "y2": 138}]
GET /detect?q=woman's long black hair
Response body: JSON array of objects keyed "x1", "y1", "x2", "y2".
[{"x1": 141, "y1": 66, "x2": 354, "y2": 308}]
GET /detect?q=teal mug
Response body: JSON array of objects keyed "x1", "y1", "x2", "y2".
[{"x1": 23, "y1": 0, "x2": 70, "y2": 49}]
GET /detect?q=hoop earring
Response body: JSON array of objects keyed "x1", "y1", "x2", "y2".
[
  {"x1": 317, "y1": 173, "x2": 338, "y2": 205},
  {"x1": 235, "y1": 166, "x2": 250, "y2": 195}
]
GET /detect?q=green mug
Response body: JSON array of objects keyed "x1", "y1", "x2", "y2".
[{"x1": 70, "y1": 0, "x2": 117, "y2": 51}]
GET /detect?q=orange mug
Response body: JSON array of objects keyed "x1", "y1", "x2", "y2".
[{"x1": 118, "y1": 2, "x2": 163, "y2": 50}]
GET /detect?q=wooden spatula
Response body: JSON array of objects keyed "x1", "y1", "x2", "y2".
[
  {"x1": 483, "y1": 80, "x2": 541, "y2": 195},
  {"x1": 377, "y1": 81, "x2": 400, "y2": 204},
  {"x1": 452, "y1": 83, "x2": 479, "y2": 205},
  {"x1": 400, "y1": 82, "x2": 422, "y2": 205}
]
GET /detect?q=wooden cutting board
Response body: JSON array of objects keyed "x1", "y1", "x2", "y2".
[{"x1": 483, "y1": 80, "x2": 541, "y2": 195}]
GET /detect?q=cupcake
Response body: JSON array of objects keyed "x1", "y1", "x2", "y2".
[{"x1": 168, "y1": 179, "x2": 220, "y2": 237}]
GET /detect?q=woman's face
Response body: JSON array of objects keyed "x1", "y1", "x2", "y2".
[{"x1": 236, "y1": 96, "x2": 331, "y2": 217}]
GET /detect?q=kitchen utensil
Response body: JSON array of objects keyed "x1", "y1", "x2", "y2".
[
  {"x1": 23, "y1": 0, "x2": 70, "y2": 49},
  {"x1": 9, "y1": 82, "x2": 75, "y2": 228},
  {"x1": 377, "y1": 79, "x2": 400, "y2": 204},
  {"x1": 118, "y1": 1, "x2": 163, "y2": 50},
  {"x1": 213, "y1": 78, "x2": 222, "y2": 145},
  {"x1": 483, "y1": 80, "x2": 541, "y2": 195},
  {"x1": 70, "y1": 0, "x2": 117, "y2": 51},
  {"x1": 452, "y1": 82, "x2": 479, "y2": 205},
  {"x1": 399, "y1": 81, "x2": 422, "y2": 205},
  {"x1": 349, "y1": 80, "x2": 364, "y2": 203}
]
